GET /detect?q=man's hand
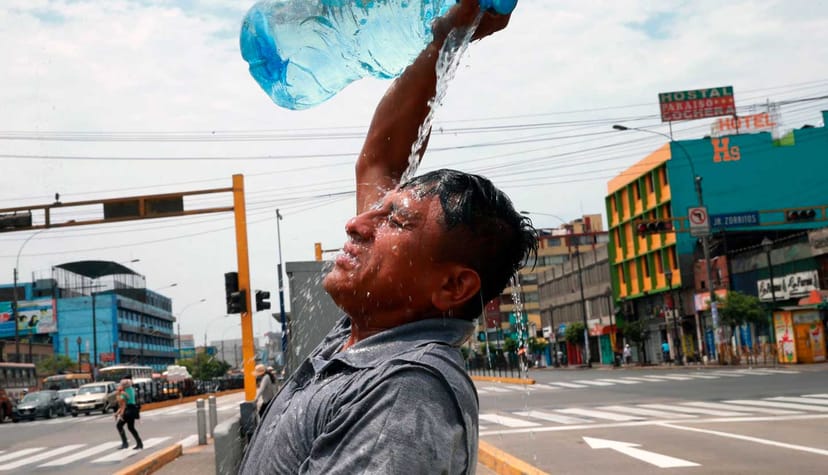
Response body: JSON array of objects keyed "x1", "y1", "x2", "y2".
[{"x1": 433, "y1": 0, "x2": 511, "y2": 44}]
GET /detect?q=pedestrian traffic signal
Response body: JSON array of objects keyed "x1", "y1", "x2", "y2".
[
  {"x1": 255, "y1": 290, "x2": 271, "y2": 311},
  {"x1": 635, "y1": 219, "x2": 673, "y2": 235},
  {"x1": 785, "y1": 208, "x2": 817, "y2": 222},
  {"x1": 224, "y1": 272, "x2": 247, "y2": 314}
]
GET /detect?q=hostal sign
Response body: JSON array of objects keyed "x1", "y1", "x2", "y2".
[{"x1": 659, "y1": 86, "x2": 736, "y2": 122}]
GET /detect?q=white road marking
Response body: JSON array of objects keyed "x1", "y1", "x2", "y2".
[
  {"x1": 504, "y1": 385, "x2": 537, "y2": 391},
  {"x1": 557, "y1": 408, "x2": 642, "y2": 422},
  {"x1": 583, "y1": 437, "x2": 699, "y2": 468},
  {"x1": 0, "y1": 445, "x2": 84, "y2": 471},
  {"x1": 479, "y1": 413, "x2": 828, "y2": 437},
  {"x1": 803, "y1": 394, "x2": 828, "y2": 399},
  {"x1": 479, "y1": 413, "x2": 541, "y2": 428},
  {"x1": 640, "y1": 375, "x2": 692, "y2": 381},
  {"x1": 481, "y1": 387, "x2": 511, "y2": 393},
  {"x1": 0, "y1": 448, "x2": 45, "y2": 464},
  {"x1": 706, "y1": 371, "x2": 745, "y2": 377},
  {"x1": 658, "y1": 423, "x2": 828, "y2": 456},
  {"x1": 752, "y1": 369, "x2": 799, "y2": 374},
  {"x1": 513, "y1": 410, "x2": 592, "y2": 424},
  {"x1": 725, "y1": 399, "x2": 828, "y2": 412},
  {"x1": 547, "y1": 382, "x2": 587, "y2": 389},
  {"x1": 595, "y1": 378, "x2": 640, "y2": 385},
  {"x1": 572, "y1": 380, "x2": 615, "y2": 386},
  {"x1": 682, "y1": 401, "x2": 801, "y2": 415},
  {"x1": 768, "y1": 397, "x2": 828, "y2": 406},
  {"x1": 597, "y1": 405, "x2": 696, "y2": 419},
  {"x1": 672, "y1": 373, "x2": 719, "y2": 379},
  {"x1": 621, "y1": 376, "x2": 665, "y2": 382},
  {"x1": 39, "y1": 442, "x2": 122, "y2": 467},
  {"x1": 639, "y1": 403, "x2": 749, "y2": 417},
  {"x1": 179, "y1": 434, "x2": 199, "y2": 449},
  {"x1": 91, "y1": 437, "x2": 170, "y2": 463}
]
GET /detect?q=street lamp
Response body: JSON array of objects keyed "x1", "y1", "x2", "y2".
[
  {"x1": 76, "y1": 336, "x2": 82, "y2": 372},
  {"x1": 276, "y1": 209, "x2": 288, "y2": 358},
  {"x1": 612, "y1": 124, "x2": 720, "y2": 359},
  {"x1": 176, "y1": 298, "x2": 207, "y2": 356},
  {"x1": 520, "y1": 210, "x2": 567, "y2": 225},
  {"x1": 12, "y1": 229, "x2": 47, "y2": 362},
  {"x1": 664, "y1": 270, "x2": 684, "y2": 365}
]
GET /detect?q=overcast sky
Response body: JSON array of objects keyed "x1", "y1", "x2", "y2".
[{"x1": 2, "y1": 0, "x2": 828, "y2": 344}]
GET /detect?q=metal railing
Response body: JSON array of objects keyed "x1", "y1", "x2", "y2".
[{"x1": 465, "y1": 352, "x2": 528, "y2": 379}]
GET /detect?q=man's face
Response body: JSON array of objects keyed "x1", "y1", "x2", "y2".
[{"x1": 323, "y1": 188, "x2": 451, "y2": 321}]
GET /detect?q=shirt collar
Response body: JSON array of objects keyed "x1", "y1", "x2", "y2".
[{"x1": 310, "y1": 316, "x2": 474, "y2": 373}]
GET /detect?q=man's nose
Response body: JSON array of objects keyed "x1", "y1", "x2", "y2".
[{"x1": 345, "y1": 212, "x2": 377, "y2": 240}]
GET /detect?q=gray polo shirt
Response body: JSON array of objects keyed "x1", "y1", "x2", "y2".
[{"x1": 239, "y1": 316, "x2": 479, "y2": 474}]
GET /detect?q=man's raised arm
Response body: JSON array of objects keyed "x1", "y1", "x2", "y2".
[{"x1": 354, "y1": 0, "x2": 510, "y2": 213}]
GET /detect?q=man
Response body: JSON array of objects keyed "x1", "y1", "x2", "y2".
[{"x1": 239, "y1": 1, "x2": 535, "y2": 473}]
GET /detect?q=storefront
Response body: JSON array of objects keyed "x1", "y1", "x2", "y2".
[{"x1": 773, "y1": 306, "x2": 826, "y2": 364}]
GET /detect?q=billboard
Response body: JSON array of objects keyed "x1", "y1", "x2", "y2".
[
  {"x1": 0, "y1": 298, "x2": 57, "y2": 337},
  {"x1": 659, "y1": 86, "x2": 735, "y2": 122}
]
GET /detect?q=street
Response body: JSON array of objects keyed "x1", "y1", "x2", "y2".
[
  {"x1": 477, "y1": 364, "x2": 828, "y2": 474},
  {"x1": 0, "y1": 392, "x2": 245, "y2": 474}
]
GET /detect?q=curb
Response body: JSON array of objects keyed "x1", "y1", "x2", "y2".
[
  {"x1": 114, "y1": 443, "x2": 182, "y2": 475},
  {"x1": 478, "y1": 440, "x2": 549, "y2": 475},
  {"x1": 140, "y1": 388, "x2": 244, "y2": 412},
  {"x1": 471, "y1": 376, "x2": 535, "y2": 385}
]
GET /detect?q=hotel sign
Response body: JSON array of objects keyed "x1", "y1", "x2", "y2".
[{"x1": 659, "y1": 86, "x2": 736, "y2": 122}]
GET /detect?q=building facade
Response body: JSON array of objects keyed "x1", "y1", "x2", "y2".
[
  {"x1": 606, "y1": 110, "x2": 828, "y2": 363},
  {"x1": 0, "y1": 260, "x2": 177, "y2": 372}
]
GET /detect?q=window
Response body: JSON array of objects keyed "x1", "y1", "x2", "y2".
[
  {"x1": 546, "y1": 237, "x2": 562, "y2": 247},
  {"x1": 642, "y1": 256, "x2": 650, "y2": 278},
  {"x1": 633, "y1": 182, "x2": 641, "y2": 200},
  {"x1": 646, "y1": 174, "x2": 654, "y2": 193}
]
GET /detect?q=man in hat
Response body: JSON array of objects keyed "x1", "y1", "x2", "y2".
[
  {"x1": 253, "y1": 364, "x2": 277, "y2": 417},
  {"x1": 240, "y1": 1, "x2": 535, "y2": 473}
]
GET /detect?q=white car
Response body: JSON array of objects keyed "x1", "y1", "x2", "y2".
[{"x1": 71, "y1": 382, "x2": 117, "y2": 416}]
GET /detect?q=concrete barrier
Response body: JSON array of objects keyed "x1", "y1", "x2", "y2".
[
  {"x1": 114, "y1": 443, "x2": 182, "y2": 475},
  {"x1": 471, "y1": 375, "x2": 536, "y2": 385},
  {"x1": 478, "y1": 440, "x2": 549, "y2": 475},
  {"x1": 213, "y1": 414, "x2": 243, "y2": 475}
]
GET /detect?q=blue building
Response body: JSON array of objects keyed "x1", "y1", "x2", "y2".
[{"x1": 0, "y1": 260, "x2": 177, "y2": 372}]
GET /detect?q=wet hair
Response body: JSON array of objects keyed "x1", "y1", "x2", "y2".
[{"x1": 400, "y1": 169, "x2": 538, "y2": 319}]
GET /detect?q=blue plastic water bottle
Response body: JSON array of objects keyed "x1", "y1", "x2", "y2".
[{"x1": 240, "y1": 0, "x2": 517, "y2": 110}]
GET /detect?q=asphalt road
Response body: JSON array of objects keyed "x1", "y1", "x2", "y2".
[
  {"x1": 0, "y1": 392, "x2": 245, "y2": 475},
  {"x1": 477, "y1": 364, "x2": 828, "y2": 474}
]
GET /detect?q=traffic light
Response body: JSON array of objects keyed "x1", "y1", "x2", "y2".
[
  {"x1": 785, "y1": 209, "x2": 817, "y2": 222},
  {"x1": 255, "y1": 290, "x2": 271, "y2": 312},
  {"x1": 635, "y1": 219, "x2": 673, "y2": 235},
  {"x1": 224, "y1": 272, "x2": 247, "y2": 314}
]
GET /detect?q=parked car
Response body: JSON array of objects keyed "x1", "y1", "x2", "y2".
[
  {"x1": 0, "y1": 389, "x2": 12, "y2": 423},
  {"x1": 57, "y1": 389, "x2": 78, "y2": 413},
  {"x1": 12, "y1": 390, "x2": 65, "y2": 422},
  {"x1": 71, "y1": 382, "x2": 117, "y2": 416}
]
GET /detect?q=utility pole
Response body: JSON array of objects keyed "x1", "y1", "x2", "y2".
[{"x1": 574, "y1": 249, "x2": 591, "y2": 368}]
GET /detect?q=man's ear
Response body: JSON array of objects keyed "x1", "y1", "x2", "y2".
[{"x1": 432, "y1": 266, "x2": 481, "y2": 312}]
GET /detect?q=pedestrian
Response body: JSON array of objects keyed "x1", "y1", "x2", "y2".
[
  {"x1": 253, "y1": 364, "x2": 277, "y2": 418},
  {"x1": 623, "y1": 344, "x2": 632, "y2": 365},
  {"x1": 238, "y1": 2, "x2": 531, "y2": 473},
  {"x1": 115, "y1": 378, "x2": 143, "y2": 450},
  {"x1": 662, "y1": 341, "x2": 671, "y2": 364}
]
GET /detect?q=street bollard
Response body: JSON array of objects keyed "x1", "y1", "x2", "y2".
[
  {"x1": 208, "y1": 395, "x2": 218, "y2": 438},
  {"x1": 196, "y1": 399, "x2": 207, "y2": 445}
]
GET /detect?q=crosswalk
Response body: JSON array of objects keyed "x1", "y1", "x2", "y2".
[
  {"x1": 0, "y1": 437, "x2": 172, "y2": 471},
  {"x1": 0, "y1": 401, "x2": 240, "y2": 429},
  {"x1": 478, "y1": 393, "x2": 828, "y2": 433},
  {"x1": 476, "y1": 368, "x2": 800, "y2": 395}
]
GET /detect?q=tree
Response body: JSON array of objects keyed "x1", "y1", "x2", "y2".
[
  {"x1": 528, "y1": 337, "x2": 549, "y2": 354},
  {"x1": 718, "y1": 291, "x2": 765, "y2": 329},
  {"x1": 564, "y1": 322, "x2": 586, "y2": 344},
  {"x1": 36, "y1": 355, "x2": 77, "y2": 376},
  {"x1": 618, "y1": 318, "x2": 650, "y2": 364},
  {"x1": 178, "y1": 353, "x2": 231, "y2": 380},
  {"x1": 717, "y1": 291, "x2": 765, "y2": 364}
]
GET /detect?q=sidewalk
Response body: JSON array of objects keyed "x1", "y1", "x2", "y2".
[{"x1": 149, "y1": 439, "x2": 502, "y2": 475}]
